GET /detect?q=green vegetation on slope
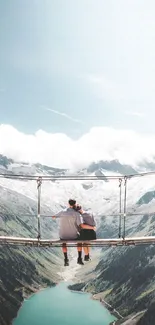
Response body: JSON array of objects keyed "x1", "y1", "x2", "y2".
[
  {"x1": 0, "y1": 186, "x2": 62, "y2": 325},
  {"x1": 0, "y1": 246, "x2": 62, "y2": 325},
  {"x1": 83, "y1": 245, "x2": 155, "y2": 324}
]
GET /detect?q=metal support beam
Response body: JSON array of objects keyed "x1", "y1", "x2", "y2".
[
  {"x1": 1, "y1": 236, "x2": 155, "y2": 247},
  {"x1": 123, "y1": 176, "x2": 127, "y2": 239},
  {"x1": 118, "y1": 178, "x2": 122, "y2": 238},
  {"x1": 37, "y1": 177, "x2": 42, "y2": 240}
]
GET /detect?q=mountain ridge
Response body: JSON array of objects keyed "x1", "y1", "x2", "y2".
[{"x1": 0, "y1": 154, "x2": 139, "y2": 175}]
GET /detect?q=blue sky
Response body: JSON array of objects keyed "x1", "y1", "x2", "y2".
[
  {"x1": 1, "y1": 1, "x2": 155, "y2": 168},
  {"x1": 1, "y1": 0, "x2": 155, "y2": 139}
]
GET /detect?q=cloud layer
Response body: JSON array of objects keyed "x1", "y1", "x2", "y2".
[{"x1": 0, "y1": 124, "x2": 155, "y2": 170}]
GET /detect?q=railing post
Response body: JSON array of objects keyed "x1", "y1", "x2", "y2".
[
  {"x1": 123, "y1": 176, "x2": 127, "y2": 239},
  {"x1": 37, "y1": 177, "x2": 42, "y2": 240},
  {"x1": 118, "y1": 178, "x2": 122, "y2": 238}
]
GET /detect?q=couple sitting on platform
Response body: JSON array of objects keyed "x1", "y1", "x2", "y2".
[{"x1": 52, "y1": 199, "x2": 96, "y2": 266}]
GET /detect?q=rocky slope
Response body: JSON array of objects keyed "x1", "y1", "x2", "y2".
[
  {"x1": 70, "y1": 208, "x2": 155, "y2": 324},
  {"x1": 0, "y1": 246, "x2": 62, "y2": 325},
  {"x1": 70, "y1": 243, "x2": 155, "y2": 324},
  {"x1": 67, "y1": 173, "x2": 155, "y2": 324},
  {"x1": 0, "y1": 156, "x2": 64, "y2": 324}
]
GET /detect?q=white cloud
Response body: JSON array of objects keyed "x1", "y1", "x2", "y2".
[
  {"x1": 0, "y1": 124, "x2": 155, "y2": 170},
  {"x1": 42, "y1": 106, "x2": 84, "y2": 124},
  {"x1": 125, "y1": 111, "x2": 145, "y2": 118}
]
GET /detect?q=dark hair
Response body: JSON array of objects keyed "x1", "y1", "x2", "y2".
[
  {"x1": 74, "y1": 204, "x2": 82, "y2": 211},
  {"x1": 68, "y1": 199, "x2": 76, "y2": 207}
]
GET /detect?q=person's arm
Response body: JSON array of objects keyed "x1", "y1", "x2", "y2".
[
  {"x1": 75, "y1": 213, "x2": 83, "y2": 230},
  {"x1": 81, "y1": 224, "x2": 96, "y2": 230},
  {"x1": 52, "y1": 211, "x2": 62, "y2": 219}
]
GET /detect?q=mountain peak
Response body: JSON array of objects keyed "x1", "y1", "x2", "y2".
[
  {"x1": 87, "y1": 159, "x2": 137, "y2": 175},
  {"x1": 0, "y1": 154, "x2": 14, "y2": 169}
]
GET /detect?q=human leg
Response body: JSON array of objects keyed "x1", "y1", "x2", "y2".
[
  {"x1": 82, "y1": 229, "x2": 96, "y2": 261},
  {"x1": 62, "y1": 243, "x2": 69, "y2": 266},
  {"x1": 83, "y1": 245, "x2": 89, "y2": 256},
  {"x1": 83, "y1": 245, "x2": 91, "y2": 261},
  {"x1": 77, "y1": 242, "x2": 84, "y2": 265}
]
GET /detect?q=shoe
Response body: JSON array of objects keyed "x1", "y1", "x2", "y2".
[
  {"x1": 77, "y1": 257, "x2": 84, "y2": 265},
  {"x1": 64, "y1": 259, "x2": 69, "y2": 266},
  {"x1": 84, "y1": 255, "x2": 89, "y2": 261},
  {"x1": 84, "y1": 254, "x2": 91, "y2": 261}
]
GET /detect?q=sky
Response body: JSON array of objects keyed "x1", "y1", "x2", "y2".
[{"x1": 1, "y1": 0, "x2": 155, "y2": 168}]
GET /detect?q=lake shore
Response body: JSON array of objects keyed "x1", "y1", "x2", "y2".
[
  {"x1": 12, "y1": 251, "x2": 115, "y2": 324},
  {"x1": 13, "y1": 282, "x2": 115, "y2": 325},
  {"x1": 92, "y1": 294, "x2": 123, "y2": 321},
  {"x1": 63, "y1": 251, "x2": 119, "y2": 324},
  {"x1": 12, "y1": 253, "x2": 78, "y2": 324}
]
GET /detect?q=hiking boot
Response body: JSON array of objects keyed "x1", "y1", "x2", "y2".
[
  {"x1": 84, "y1": 255, "x2": 88, "y2": 261},
  {"x1": 77, "y1": 257, "x2": 84, "y2": 265},
  {"x1": 64, "y1": 259, "x2": 69, "y2": 266},
  {"x1": 84, "y1": 255, "x2": 90, "y2": 261},
  {"x1": 84, "y1": 254, "x2": 91, "y2": 261}
]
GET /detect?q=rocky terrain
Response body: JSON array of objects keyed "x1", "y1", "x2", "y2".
[
  {"x1": 0, "y1": 156, "x2": 64, "y2": 324},
  {"x1": 70, "y1": 213, "x2": 155, "y2": 324},
  {"x1": 0, "y1": 246, "x2": 62, "y2": 325}
]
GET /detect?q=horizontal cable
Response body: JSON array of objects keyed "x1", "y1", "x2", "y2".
[
  {"x1": 0, "y1": 212, "x2": 155, "y2": 218},
  {"x1": 0, "y1": 243, "x2": 153, "y2": 247},
  {"x1": 0, "y1": 170, "x2": 155, "y2": 181},
  {"x1": 0, "y1": 174, "x2": 122, "y2": 181}
]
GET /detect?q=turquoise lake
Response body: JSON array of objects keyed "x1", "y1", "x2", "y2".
[{"x1": 13, "y1": 282, "x2": 116, "y2": 325}]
